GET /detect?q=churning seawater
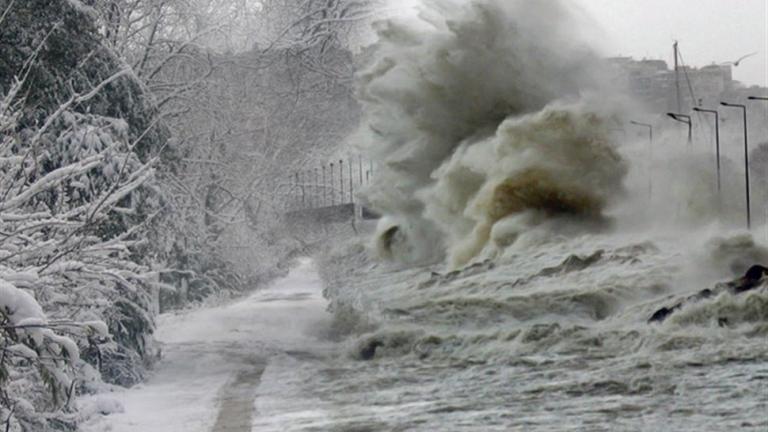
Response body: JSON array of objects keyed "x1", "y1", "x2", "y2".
[{"x1": 307, "y1": 228, "x2": 768, "y2": 432}]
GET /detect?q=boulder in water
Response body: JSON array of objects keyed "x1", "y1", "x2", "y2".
[{"x1": 648, "y1": 265, "x2": 767, "y2": 323}]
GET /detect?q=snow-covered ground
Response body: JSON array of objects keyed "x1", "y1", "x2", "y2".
[{"x1": 80, "y1": 259, "x2": 334, "y2": 432}]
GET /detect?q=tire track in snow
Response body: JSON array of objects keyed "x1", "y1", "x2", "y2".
[
  {"x1": 80, "y1": 259, "x2": 334, "y2": 432},
  {"x1": 212, "y1": 356, "x2": 266, "y2": 431}
]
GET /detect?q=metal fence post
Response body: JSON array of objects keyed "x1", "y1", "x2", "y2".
[
  {"x1": 314, "y1": 168, "x2": 319, "y2": 209},
  {"x1": 358, "y1": 155, "x2": 363, "y2": 188},
  {"x1": 300, "y1": 171, "x2": 305, "y2": 209},
  {"x1": 339, "y1": 159, "x2": 344, "y2": 204},
  {"x1": 349, "y1": 158, "x2": 354, "y2": 203},
  {"x1": 329, "y1": 163, "x2": 335, "y2": 205},
  {"x1": 289, "y1": 175, "x2": 294, "y2": 210},
  {"x1": 322, "y1": 164, "x2": 326, "y2": 207}
]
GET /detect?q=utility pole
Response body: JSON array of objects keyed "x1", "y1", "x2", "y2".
[{"x1": 674, "y1": 41, "x2": 682, "y2": 113}]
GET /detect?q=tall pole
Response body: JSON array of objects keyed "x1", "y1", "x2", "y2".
[
  {"x1": 749, "y1": 97, "x2": 768, "y2": 231},
  {"x1": 674, "y1": 41, "x2": 682, "y2": 113},
  {"x1": 630, "y1": 121, "x2": 653, "y2": 199},
  {"x1": 721, "y1": 102, "x2": 751, "y2": 230},
  {"x1": 693, "y1": 107, "x2": 721, "y2": 194},
  {"x1": 749, "y1": 96, "x2": 768, "y2": 131}
]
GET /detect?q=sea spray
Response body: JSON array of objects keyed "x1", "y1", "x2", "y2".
[
  {"x1": 357, "y1": 0, "x2": 627, "y2": 266},
  {"x1": 423, "y1": 104, "x2": 626, "y2": 266}
]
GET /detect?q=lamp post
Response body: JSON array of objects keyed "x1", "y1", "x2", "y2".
[
  {"x1": 630, "y1": 120, "x2": 653, "y2": 198},
  {"x1": 667, "y1": 112, "x2": 692, "y2": 145},
  {"x1": 693, "y1": 107, "x2": 721, "y2": 193},
  {"x1": 747, "y1": 96, "x2": 767, "y2": 234},
  {"x1": 749, "y1": 96, "x2": 768, "y2": 127},
  {"x1": 629, "y1": 121, "x2": 653, "y2": 146},
  {"x1": 721, "y1": 101, "x2": 751, "y2": 229}
]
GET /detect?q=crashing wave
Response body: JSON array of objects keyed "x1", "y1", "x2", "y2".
[{"x1": 357, "y1": 0, "x2": 626, "y2": 267}]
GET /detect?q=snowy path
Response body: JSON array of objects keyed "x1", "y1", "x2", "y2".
[{"x1": 81, "y1": 259, "x2": 333, "y2": 432}]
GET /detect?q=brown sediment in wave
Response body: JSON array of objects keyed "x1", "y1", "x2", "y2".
[
  {"x1": 442, "y1": 107, "x2": 626, "y2": 267},
  {"x1": 487, "y1": 168, "x2": 603, "y2": 222}
]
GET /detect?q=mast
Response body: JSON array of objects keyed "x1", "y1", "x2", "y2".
[{"x1": 674, "y1": 41, "x2": 682, "y2": 112}]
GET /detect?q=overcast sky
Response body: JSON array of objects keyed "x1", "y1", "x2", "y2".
[{"x1": 388, "y1": 0, "x2": 768, "y2": 87}]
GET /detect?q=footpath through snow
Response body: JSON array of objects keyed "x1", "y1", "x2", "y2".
[{"x1": 80, "y1": 259, "x2": 333, "y2": 432}]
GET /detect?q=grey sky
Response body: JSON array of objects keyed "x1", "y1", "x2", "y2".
[
  {"x1": 575, "y1": 0, "x2": 767, "y2": 87},
  {"x1": 389, "y1": 0, "x2": 768, "y2": 87}
]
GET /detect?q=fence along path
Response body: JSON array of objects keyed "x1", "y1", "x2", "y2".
[{"x1": 284, "y1": 156, "x2": 374, "y2": 213}]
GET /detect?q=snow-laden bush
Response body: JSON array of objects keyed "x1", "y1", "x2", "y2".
[{"x1": 0, "y1": 70, "x2": 162, "y2": 430}]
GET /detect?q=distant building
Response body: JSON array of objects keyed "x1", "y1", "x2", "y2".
[{"x1": 607, "y1": 57, "x2": 738, "y2": 112}]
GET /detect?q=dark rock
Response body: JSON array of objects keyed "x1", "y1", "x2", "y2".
[
  {"x1": 360, "y1": 340, "x2": 384, "y2": 361},
  {"x1": 648, "y1": 264, "x2": 767, "y2": 323},
  {"x1": 648, "y1": 306, "x2": 679, "y2": 323}
]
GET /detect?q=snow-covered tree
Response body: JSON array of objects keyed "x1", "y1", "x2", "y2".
[{"x1": 0, "y1": 1, "x2": 169, "y2": 429}]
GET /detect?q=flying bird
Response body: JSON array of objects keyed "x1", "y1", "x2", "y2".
[{"x1": 720, "y1": 52, "x2": 758, "y2": 67}]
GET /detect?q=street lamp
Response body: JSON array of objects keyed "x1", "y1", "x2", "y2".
[
  {"x1": 721, "y1": 101, "x2": 751, "y2": 229},
  {"x1": 630, "y1": 120, "x2": 653, "y2": 198},
  {"x1": 629, "y1": 121, "x2": 653, "y2": 144},
  {"x1": 747, "y1": 96, "x2": 767, "y2": 234},
  {"x1": 749, "y1": 96, "x2": 768, "y2": 127},
  {"x1": 667, "y1": 113, "x2": 692, "y2": 144},
  {"x1": 693, "y1": 107, "x2": 721, "y2": 193}
]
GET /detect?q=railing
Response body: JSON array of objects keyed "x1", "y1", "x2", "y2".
[{"x1": 282, "y1": 156, "x2": 375, "y2": 215}]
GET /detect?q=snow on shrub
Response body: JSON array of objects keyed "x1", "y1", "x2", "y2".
[{"x1": 0, "y1": 66, "x2": 161, "y2": 429}]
